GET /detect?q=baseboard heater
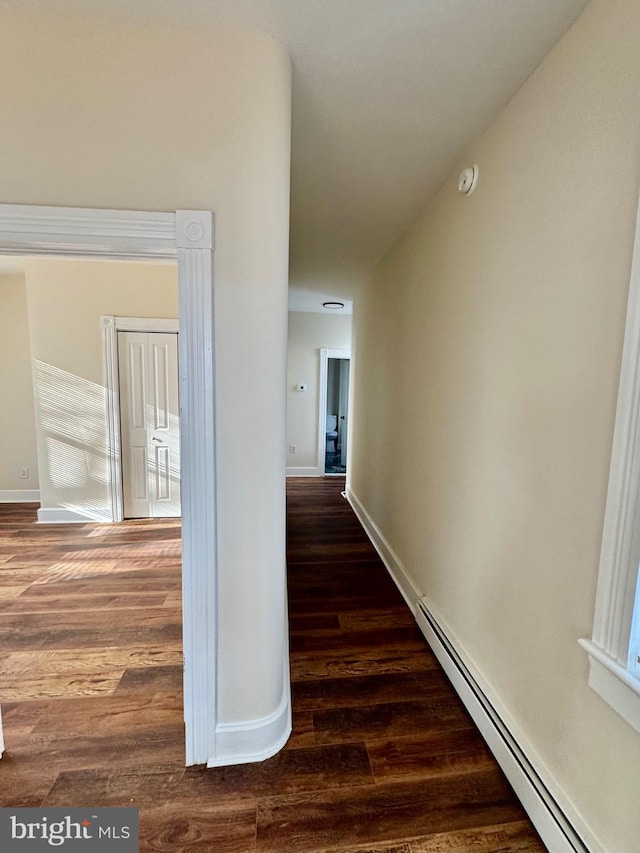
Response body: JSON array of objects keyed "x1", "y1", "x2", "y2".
[{"x1": 415, "y1": 598, "x2": 590, "y2": 853}]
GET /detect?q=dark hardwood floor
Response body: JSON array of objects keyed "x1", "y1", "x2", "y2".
[{"x1": 0, "y1": 482, "x2": 546, "y2": 852}]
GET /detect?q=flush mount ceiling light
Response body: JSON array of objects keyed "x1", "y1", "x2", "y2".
[{"x1": 323, "y1": 301, "x2": 345, "y2": 309}]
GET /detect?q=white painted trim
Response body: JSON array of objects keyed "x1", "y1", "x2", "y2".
[
  {"x1": 102, "y1": 315, "x2": 179, "y2": 522},
  {"x1": 579, "y1": 185, "x2": 640, "y2": 725},
  {"x1": 208, "y1": 666, "x2": 292, "y2": 767},
  {"x1": 579, "y1": 639, "x2": 640, "y2": 734},
  {"x1": 286, "y1": 466, "x2": 322, "y2": 477},
  {"x1": 176, "y1": 216, "x2": 218, "y2": 766},
  {"x1": 345, "y1": 487, "x2": 421, "y2": 615},
  {"x1": 37, "y1": 507, "x2": 94, "y2": 524},
  {"x1": 102, "y1": 317, "x2": 124, "y2": 523},
  {"x1": 0, "y1": 490, "x2": 40, "y2": 503},
  {"x1": 416, "y1": 600, "x2": 597, "y2": 853},
  {"x1": 113, "y1": 316, "x2": 179, "y2": 333},
  {"x1": 209, "y1": 700, "x2": 291, "y2": 768},
  {"x1": 317, "y1": 348, "x2": 350, "y2": 474},
  {"x1": 0, "y1": 203, "x2": 216, "y2": 768},
  {"x1": 0, "y1": 205, "x2": 176, "y2": 259}
]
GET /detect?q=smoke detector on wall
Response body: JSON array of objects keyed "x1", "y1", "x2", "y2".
[{"x1": 458, "y1": 164, "x2": 479, "y2": 196}]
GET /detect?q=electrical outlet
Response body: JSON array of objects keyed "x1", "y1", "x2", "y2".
[
  {"x1": 20, "y1": 467, "x2": 29, "y2": 480},
  {"x1": 289, "y1": 445, "x2": 297, "y2": 454}
]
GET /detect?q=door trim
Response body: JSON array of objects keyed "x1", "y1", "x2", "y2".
[
  {"x1": 317, "y1": 348, "x2": 351, "y2": 475},
  {"x1": 102, "y1": 316, "x2": 180, "y2": 522},
  {"x1": 0, "y1": 203, "x2": 216, "y2": 767}
]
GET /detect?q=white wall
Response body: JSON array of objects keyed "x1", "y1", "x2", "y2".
[
  {"x1": 24, "y1": 258, "x2": 178, "y2": 520},
  {"x1": 350, "y1": 0, "x2": 640, "y2": 849},
  {"x1": 287, "y1": 311, "x2": 352, "y2": 472},
  {"x1": 0, "y1": 274, "x2": 39, "y2": 496},
  {"x1": 0, "y1": 6, "x2": 291, "y2": 741}
]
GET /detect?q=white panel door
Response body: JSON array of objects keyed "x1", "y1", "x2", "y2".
[{"x1": 119, "y1": 331, "x2": 180, "y2": 518}]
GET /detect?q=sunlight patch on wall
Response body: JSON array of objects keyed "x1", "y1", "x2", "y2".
[{"x1": 33, "y1": 359, "x2": 111, "y2": 519}]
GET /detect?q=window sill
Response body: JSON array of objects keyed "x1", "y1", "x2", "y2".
[{"x1": 579, "y1": 639, "x2": 640, "y2": 734}]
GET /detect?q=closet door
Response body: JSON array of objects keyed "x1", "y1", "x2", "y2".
[{"x1": 119, "y1": 331, "x2": 180, "y2": 518}]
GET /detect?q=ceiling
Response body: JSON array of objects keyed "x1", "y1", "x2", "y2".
[{"x1": 14, "y1": 1, "x2": 590, "y2": 303}]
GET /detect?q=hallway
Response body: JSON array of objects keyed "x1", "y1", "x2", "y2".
[
  {"x1": 0, "y1": 483, "x2": 544, "y2": 851},
  {"x1": 283, "y1": 478, "x2": 545, "y2": 852}
]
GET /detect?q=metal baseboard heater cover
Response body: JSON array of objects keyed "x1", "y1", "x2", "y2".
[{"x1": 415, "y1": 598, "x2": 590, "y2": 853}]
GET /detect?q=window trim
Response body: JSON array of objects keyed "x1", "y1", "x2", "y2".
[{"x1": 579, "y1": 189, "x2": 640, "y2": 733}]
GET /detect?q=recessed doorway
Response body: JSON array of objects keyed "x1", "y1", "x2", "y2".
[{"x1": 318, "y1": 348, "x2": 351, "y2": 476}]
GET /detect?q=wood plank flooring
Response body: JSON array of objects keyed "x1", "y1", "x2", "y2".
[{"x1": 0, "y1": 483, "x2": 546, "y2": 852}]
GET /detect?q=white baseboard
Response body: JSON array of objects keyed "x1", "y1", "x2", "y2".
[
  {"x1": 347, "y1": 487, "x2": 599, "y2": 853},
  {"x1": 208, "y1": 678, "x2": 291, "y2": 767},
  {"x1": 345, "y1": 487, "x2": 421, "y2": 614},
  {"x1": 286, "y1": 466, "x2": 322, "y2": 477},
  {"x1": 37, "y1": 507, "x2": 99, "y2": 524},
  {"x1": 0, "y1": 490, "x2": 40, "y2": 503}
]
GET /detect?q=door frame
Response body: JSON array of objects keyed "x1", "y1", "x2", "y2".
[
  {"x1": 102, "y1": 315, "x2": 180, "y2": 522},
  {"x1": 317, "y1": 347, "x2": 351, "y2": 475},
  {"x1": 0, "y1": 203, "x2": 216, "y2": 767}
]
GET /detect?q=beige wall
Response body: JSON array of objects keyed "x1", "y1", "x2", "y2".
[
  {"x1": 24, "y1": 258, "x2": 178, "y2": 519},
  {"x1": 0, "y1": 7, "x2": 291, "y2": 727},
  {"x1": 350, "y1": 0, "x2": 640, "y2": 849},
  {"x1": 0, "y1": 274, "x2": 39, "y2": 493},
  {"x1": 287, "y1": 311, "x2": 352, "y2": 470}
]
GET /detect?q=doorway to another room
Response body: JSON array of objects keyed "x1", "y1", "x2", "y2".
[
  {"x1": 320, "y1": 348, "x2": 350, "y2": 476},
  {"x1": 0, "y1": 203, "x2": 218, "y2": 768}
]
